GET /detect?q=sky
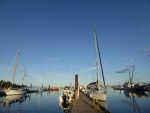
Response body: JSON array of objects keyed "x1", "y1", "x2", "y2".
[{"x1": 0, "y1": 0, "x2": 150, "y2": 87}]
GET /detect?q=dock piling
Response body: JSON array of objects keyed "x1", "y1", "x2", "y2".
[
  {"x1": 75, "y1": 74, "x2": 78, "y2": 100},
  {"x1": 92, "y1": 98, "x2": 101, "y2": 110}
]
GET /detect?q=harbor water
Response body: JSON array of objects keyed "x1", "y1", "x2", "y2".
[{"x1": 0, "y1": 88, "x2": 150, "y2": 113}]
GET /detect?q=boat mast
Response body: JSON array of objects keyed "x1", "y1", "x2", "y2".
[
  {"x1": 12, "y1": 49, "x2": 20, "y2": 85},
  {"x1": 129, "y1": 71, "x2": 131, "y2": 83},
  {"x1": 94, "y1": 27, "x2": 99, "y2": 89},
  {"x1": 22, "y1": 63, "x2": 27, "y2": 85},
  {"x1": 94, "y1": 25, "x2": 106, "y2": 87},
  {"x1": 131, "y1": 66, "x2": 134, "y2": 83},
  {"x1": 96, "y1": 61, "x2": 99, "y2": 88}
]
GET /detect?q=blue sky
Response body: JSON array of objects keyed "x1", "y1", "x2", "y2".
[{"x1": 0, "y1": 0, "x2": 150, "y2": 87}]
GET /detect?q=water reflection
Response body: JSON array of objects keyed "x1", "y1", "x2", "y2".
[
  {"x1": 0, "y1": 89, "x2": 149, "y2": 113},
  {"x1": 0, "y1": 91, "x2": 63, "y2": 113},
  {"x1": 122, "y1": 90, "x2": 150, "y2": 113},
  {"x1": 46, "y1": 90, "x2": 51, "y2": 95},
  {"x1": 59, "y1": 101, "x2": 70, "y2": 113},
  {"x1": 36, "y1": 91, "x2": 43, "y2": 97},
  {"x1": 1, "y1": 94, "x2": 29, "y2": 105},
  {"x1": 124, "y1": 90, "x2": 150, "y2": 99},
  {"x1": 35, "y1": 91, "x2": 44, "y2": 112},
  {"x1": 114, "y1": 89, "x2": 124, "y2": 94},
  {"x1": 0, "y1": 94, "x2": 30, "y2": 113}
]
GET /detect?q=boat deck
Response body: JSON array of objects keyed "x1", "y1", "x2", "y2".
[{"x1": 70, "y1": 91, "x2": 110, "y2": 113}]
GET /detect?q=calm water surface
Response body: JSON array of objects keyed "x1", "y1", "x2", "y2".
[
  {"x1": 107, "y1": 88, "x2": 150, "y2": 113},
  {"x1": 0, "y1": 88, "x2": 150, "y2": 113},
  {"x1": 0, "y1": 91, "x2": 64, "y2": 113}
]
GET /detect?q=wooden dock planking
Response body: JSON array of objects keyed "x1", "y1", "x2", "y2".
[{"x1": 71, "y1": 92, "x2": 109, "y2": 113}]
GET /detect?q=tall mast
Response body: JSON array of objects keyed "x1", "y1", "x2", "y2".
[
  {"x1": 22, "y1": 63, "x2": 27, "y2": 85},
  {"x1": 12, "y1": 49, "x2": 20, "y2": 85},
  {"x1": 94, "y1": 25, "x2": 106, "y2": 87},
  {"x1": 94, "y1": 25, "x2": 99, "y2": 85},
  {"x1": 129, "y1": 71, "x2": 131, "y2": 83},
  {"x1": 131, "y1": 66, "x2": 134, "y2": 83}
]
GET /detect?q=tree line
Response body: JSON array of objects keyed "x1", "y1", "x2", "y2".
[{"x1": 0, "y1": 80, "x2": 21, "y2": 89}]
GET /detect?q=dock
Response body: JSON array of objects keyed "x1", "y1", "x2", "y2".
[{"x1": 70, "y1": 91, "x2": 111, "y2": 113}]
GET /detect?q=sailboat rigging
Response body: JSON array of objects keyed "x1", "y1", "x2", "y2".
[
  {"x1": 86, "y1": 25, "x2": 107, "y2": 101},
  {"x1": 22, "y1": 63, "x2": 27, "y2": 85},
  {"x1": 4, "y1": 49, "x2": 28, "y2": 95},
  {"x1": 12, "y1": 49, "x2": 20, "y2": 85},
  {"x1": 94, "y1": 25, "x2": 106, "y2": 88}
]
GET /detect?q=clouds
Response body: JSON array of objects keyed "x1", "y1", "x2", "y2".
[
  {"x1": 116, "y1": 68, "x2": 130, "y2": 73},
  {"x1": 122, "y1": 56, "x2": 129, "y2": 60},
  {"x1": 78, "y1": 66, "x2": 96, "y2": 74},
  {"x1": 129, "y1": 57, "x2": 135, "y2": 62},
  {"x1": 120, "y1": 56, "x2": 135, "y2": 68},
  {"x1": 116, "y1": 65, "x2": 134, "y2": 74},
  {"x1": 140, "y1": 46, "x2": 150, "y2": 53},
  {"x1": 139, "y1": 46, "x2": 150, "y2": 61},
  {"x1": 121, "y1": 56, "x2": 135, "y2": 62},
  {"x1": 116, "y1": 56, "x2": 135, "y2": 74},
  {"x1": 78, "y1": 63, "x2": 107, "y2": 75}
]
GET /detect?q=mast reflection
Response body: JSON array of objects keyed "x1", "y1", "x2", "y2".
[
  {"x1": 123, "y1": 90, "x2": 150, "y2": 113},
  {"x1": 0, "y1": 94, "x2": 29, "y2": 113}
]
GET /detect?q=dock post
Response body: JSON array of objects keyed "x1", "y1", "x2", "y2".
[
  {"x1": 92, "y1": 98, "x2": 101, "y2": 110},
  {"x1": 75, "y1": 74, "x2": 78, "y2": 100}
]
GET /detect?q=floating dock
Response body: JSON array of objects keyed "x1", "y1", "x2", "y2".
[{"x1": 70, "y1": 91, "x2": 111, "y2": 113}]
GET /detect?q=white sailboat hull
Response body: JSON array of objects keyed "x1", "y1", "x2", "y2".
[
  {"x1": 87, "y1": 25, "x2": 107, "y2": 102},
  {"x1": 5, "y1": 89, "x2": 27, "y2": 95},
  {"x1": 90, "y1": 92, "x2": 107, "y2": 101}
]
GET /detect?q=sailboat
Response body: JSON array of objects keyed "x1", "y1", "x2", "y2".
[
  {"x1": 36, "y1": 77, "x2": 44, "y2": 92},
  {"x1": 87, "y1": 25, "x2": 107, "y2": 101},
  {"x1": 4, "y1": 49, "x2": 28, "y2": 95}
]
